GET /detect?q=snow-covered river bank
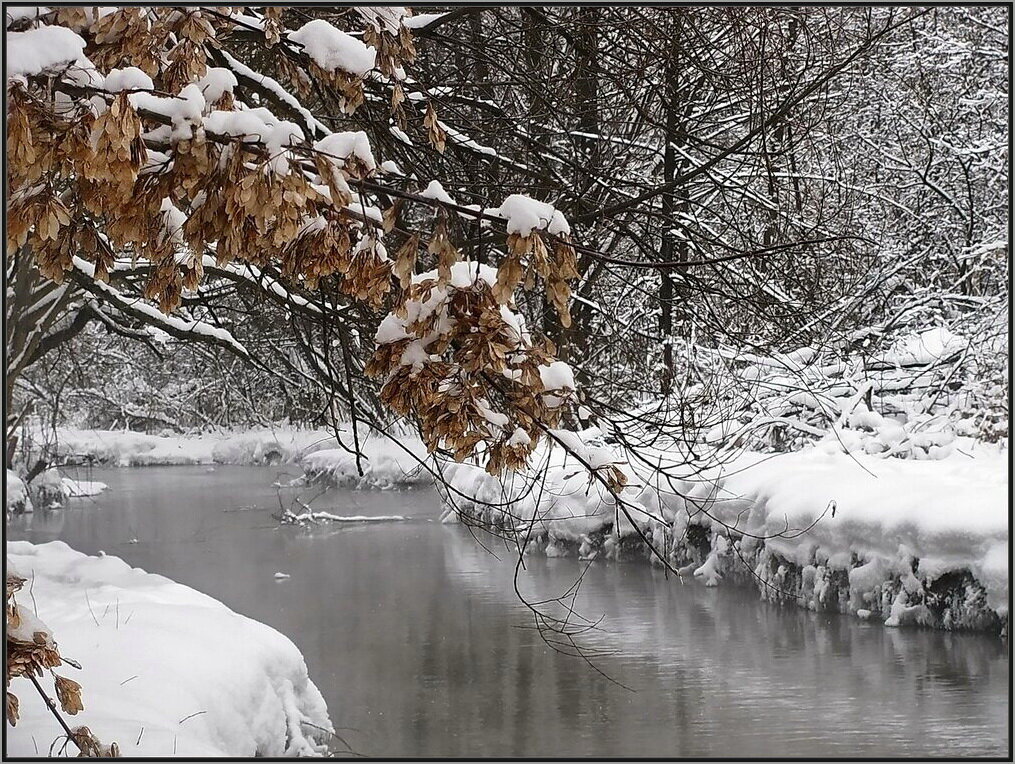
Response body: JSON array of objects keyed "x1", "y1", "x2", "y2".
[{"x1": 6, "y1": 465, "x2": 1009, "y2": 757}]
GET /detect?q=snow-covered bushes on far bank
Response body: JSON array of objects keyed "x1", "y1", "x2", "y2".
[
  {"x1": 5, "y1": 541, "x2": 333, "y2": 757},
  {"x1": 687, "y1": 317, "x2": 1008, "y2": 457}
]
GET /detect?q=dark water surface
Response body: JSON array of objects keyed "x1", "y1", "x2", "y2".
[{"x1": 8, "y1": 465, "x2": 1010, "y2": 757}]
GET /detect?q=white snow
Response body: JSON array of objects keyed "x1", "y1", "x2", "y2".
[
  {"x1": 872, "y1": 327, "x2": 966, "y2": 369},
  {"x1": 538, "y1": 361, "x2": 577, "y2": 391},
  {"x1": 47, "y1": 426, "x2": 431, "y2": 491},
  {"x1": 439, "y1": 435, "x2": 1008, "y2": 616},
  {"x1": 6, "y1": 24, "x2": 87, "y2": 80},
  {"x1": 5, "y1": 541, "x2": 333, "y2": 757},
  {"x1": 314, "y1": 130, "x2": 376, "y2": 170},
  {"x1": 102, "y1": 66, "x2": 154, "y2": 93},
  {"x1": 203, "y1": 107, "x2": 304, "y2": 174},
  {"x1": 5, "y1": 7, "x2": 50, "y2": 28},
  {"x1": 49, "y1": 427, "x2": 331, "y2": 467},
  {"x1": 420, "y1": 180, "x2": 456, "y2": 206},
  {"x1": 196, "y1": 67, "x2": 237, "y2": 103},
  {"x1": 508, "y1": 428, "x2": 531, "y2": 447},
  {"x1": 130, "y1": 84, "x2": 206, "y2": 142},
  {"x1": 299, "y1": 433, "x2": 429, "y2": 488},
  {"x1": 401, "y1": 12, "x2": 446, "y2": 30},
  {"x1": 485, "y1": 194, "x2": 571, "y2": 236},
  {"x1": 288, "y1": 19, "x2": 376, "y2": 77},
  {"x1": 60, "y1": 477, "x2": 108, "y2": 498},
  {"x1": 6, "y1": 469, "x2": 33, "y2": 514}
]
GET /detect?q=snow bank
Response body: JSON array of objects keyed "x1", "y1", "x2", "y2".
[
  {"x1": 714, "y1": 447, "x2": 1008, "y2": 611},
  {"x1": 46, "y1": 426, "x2": 432, "y2": 488},
  {"x1": 299, "y1": 434, "x2": 429, "y2": 488},
  {"x1": 5, "y1": 541, "x2": 333, "y2": 757},
  {"x1": 53, "y1": 428, "x2": 217, "y2": 466},
  {"x1": 439, "y1": 434, "x2": 1008, "y2": 631},
  {"x1": 871, "y1": 326, "x2": 965, "y2": 369},
  {"x1": 51, "y1": 427, "x2": 363, "y2": 468}
]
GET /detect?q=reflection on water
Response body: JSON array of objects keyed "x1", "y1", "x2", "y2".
[{"x1": 8, "y1": 466, "x2": 1010, "y2": 757}]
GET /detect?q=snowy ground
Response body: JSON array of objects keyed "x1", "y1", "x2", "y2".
[
  {"x1": 439, "y1": 431, "x2": 1008, "y2": 632},
  {"x1": 5, "y1": 541, "x2": 333, "y2": 757}
]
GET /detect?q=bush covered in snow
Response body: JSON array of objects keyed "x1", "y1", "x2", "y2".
[
  {"x1": 5, "y1": 470, "x2": 33, "y2": 515},
  {"x1": 682, "y1": 318, "x2": 1008, "y2": 460}
]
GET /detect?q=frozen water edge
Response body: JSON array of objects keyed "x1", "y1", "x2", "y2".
[{"x1": 5, "y1": 541, "x2": 334, "y2": 757}]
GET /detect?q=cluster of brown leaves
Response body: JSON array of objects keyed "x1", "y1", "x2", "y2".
[
  {"x1": 500, "y1": 230, "x2": 579, "y2": 327},
  {"x1": 6, "y1": 566, "x2": 116, "y2": 754},
  {"x1": 70, "y1": 727, "x2": 121, "y2": 758},
  {"x1": 362, "y1": 11, "x2": 416, "y2": 128},
  {"x1": 423, "y1": 102, "x2": 448, "y2": 154},
  {"x1": 260, "y1": 7, "x2": 284, "y2": 47},
  {"x1": 367, "y1": 226, "x2": 580, "y2": 474},
  {"x1": 5, "y1": 8, "x2": 426, "y2": 309},
  {"x1": 7, "y1": 569, "x2": 61, "y2": 725},
  {"x1": 363, "y1": 13, "x2": 416, "y2": 79},
  {"x1": 89, "y1": 7, "x2": 164, "y2": 76}
]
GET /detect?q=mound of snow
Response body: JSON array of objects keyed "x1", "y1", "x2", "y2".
[
  {"x1": 287, "y1": 19, "x2": 376, "y2": 77},
  {"x1": 300, "y1": 434, "x2": 429, "y2": 488},
  {"x1": 61, "y1": 477, "x2": 108, "y2": 498},
  {"x1": 872, "y1": 327, "x2": 966, "y2": 369},
  {"x1": 6, "y1": 470, "x2": 33, "y2": 514},
  {"x1": 5, "y1": 541, "x2": 333, "y2": 757},
  {"x1": 6, "y1": 24, "x2": 87, "y2": 80},
  {"x1": 713, "y1": 447, "x2": 1008, "y2": 612}
]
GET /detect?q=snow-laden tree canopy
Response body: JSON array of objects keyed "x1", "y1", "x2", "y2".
[{"x1": 6, "y1": 6, "x2": 588, "y2": 478}]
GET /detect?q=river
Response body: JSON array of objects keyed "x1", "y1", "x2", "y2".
[{"x1": 7, "y1": 465, "x2": 1009, "y2": 757}]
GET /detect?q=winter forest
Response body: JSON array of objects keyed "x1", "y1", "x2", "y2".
[{"x1": 4, "y1": 4, "x2": 1010, "y2": 759}]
